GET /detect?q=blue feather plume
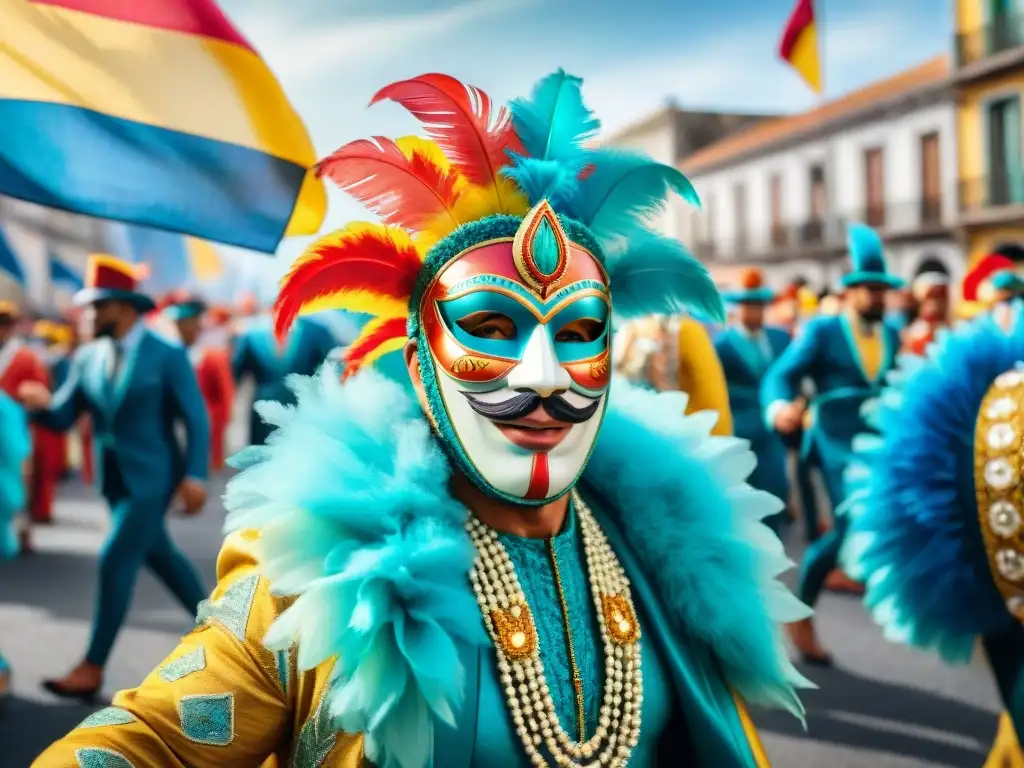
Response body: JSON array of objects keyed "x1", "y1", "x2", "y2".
[
  {"x1": 605, "y1": 228, "x2": 724, "y2": 322},
  {"x1": 568, "y1": 149, "x2": 701, "y2": 245},
  {"x1": 842, "y1": 312, "x2": 1024, "y2": 663},
  {"x1": 503, "y1": 70, "x2": 599, "y2": 209}
]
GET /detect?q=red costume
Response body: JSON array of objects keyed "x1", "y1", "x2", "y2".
[
  {"x1": 193, "y1": 345, "x2": 234, "y2": 472},
  {"x1": 0, "y1": 337, "x2": 57, "y2": 523},
  {"x1": 902, "y1": 272, "x2": 951, "y2": 356}
]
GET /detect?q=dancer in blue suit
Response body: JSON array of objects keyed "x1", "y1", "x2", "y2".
[
  {"x1": 18, "y1": 255, "x2": 210, "y2": 700},
  {"x1": 231, "y1": 313, "x2": 337, "y2": 446},
  {"x1": 0, "y1": 389, "x2": 30, "y2": 705},
  {"x1": 762, "y1": 223, "x2": 903, "y2": 664},
  {"x1": 716, "y1": 268, "x2": 791, "y2": 534}
]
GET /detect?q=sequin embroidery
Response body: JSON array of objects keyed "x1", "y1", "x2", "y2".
[
  {"x1": 77, "y1": 707, "x2": 136, "y2": 729},
  {"x1": 158, "y1": 646, "x2": 206, "y2": 683},
  {"x1": 74, "y1": 747, "x2": 134, "y2": 767},
  {"x1": 177, "y1": 692, "x2": 234, "y2": 746},
  {"x1": 196, "y1": 574, "x2": 259, "y2": 642}
]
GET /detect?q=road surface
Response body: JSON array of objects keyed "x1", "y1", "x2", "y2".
[{"x1": 0, "y1": 478, "x2": 1004, "y2": 767}]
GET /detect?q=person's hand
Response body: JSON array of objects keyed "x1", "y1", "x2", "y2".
[
  {"x1": 17, "y1": 381, "x2": 51, "y2": 410},
  {"x1": 175, "y1": 479, "x2": 207, "y2": 516},
  {"x1": 773, "y1": 401, "x2": 805, "y2": 434}
]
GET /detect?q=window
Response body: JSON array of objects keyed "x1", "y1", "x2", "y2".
[
  {"x1": 733, "y1": 182, "x2": 747, "y2": 256},
  {"x1": 864, "y1": 147, "x2": 886, "y2": 227},
  {"x1": 920, "y1": 132, "x2": 942, "y2": 224},
  {"x1": 769, "y1": 173, "x2": 787, "y2": 246},
  {"x1": 805, "y1": 164, "x2": 826, "y2": 243},
  {"x1": 698, "y1": 192, "x2": 716, "y2": 259},
  {"x1": 987, "y1": 96, "x2": 1023, "y2": 205}
]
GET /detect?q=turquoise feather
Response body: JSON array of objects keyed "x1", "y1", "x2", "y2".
[
  {"x1": 568, "y1": 149, "x2": 701, "y2": 245},
  {"x1": 509, "y1": 69, "x2": 599, "y2": 162},
  {"x1": 604, "y1": 228, "x2": 725, "y2": 322},
  {"x1": 223, "y1": 366, "x2": 811, "y2": 768},
  {"x1": 841, "y1": 310, "x2": 1024, "y2": 664},
  {"x1": 502, "y1": 70, "x2": 598, "y2": 209}
]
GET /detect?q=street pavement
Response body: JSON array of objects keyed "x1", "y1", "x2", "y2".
[{"x1": 0, "y1": 478, "x2": 1005, "y2": 768}]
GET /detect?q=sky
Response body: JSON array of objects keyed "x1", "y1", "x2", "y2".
[{"x1": 210, "y1": 0, "x2": 953, "y2": 301}]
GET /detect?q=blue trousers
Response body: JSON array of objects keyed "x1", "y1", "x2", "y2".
[
  {"x1": 795, "y1": 446, "x2": 849, "y2": 608},
  {"x1": 86, "y1": 465, "x2": 206, "y2": 667}
]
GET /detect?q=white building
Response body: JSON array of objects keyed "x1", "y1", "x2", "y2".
[
  {"x1": 0, "y1": 196, "x2": 108, "y2": 309},
  {"x1": 676, "y1": 56, "x2": 962, "y2": 290},
  {"x1": 602, "y1": 103, "x2": 778, "y2": 241}
]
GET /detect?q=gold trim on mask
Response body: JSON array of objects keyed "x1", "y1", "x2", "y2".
[
  {"x1": 512, "y1": 200, "x2": 570, "y2": 299},
  {"x1": 975, "y1": 370, "x2": 1024, "y2": 620}
]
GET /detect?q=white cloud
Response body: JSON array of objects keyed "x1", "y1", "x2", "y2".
[
  {"x1": 234, "y1": 0, "x2": 535, "y2": 84},
  {"x1": 581, "y1": 6, "x2": 946, "y2": 136}
]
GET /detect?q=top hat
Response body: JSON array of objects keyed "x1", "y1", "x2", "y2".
[
  {"x1": 74, "y1": 255, "x2": 155, "y2": 313},
  {"x1": 720, "y1": 268, "x2": 775, "y2": 304},
  {"x1": 839, "y1": 223, "x2": 905, "y2": 289}
]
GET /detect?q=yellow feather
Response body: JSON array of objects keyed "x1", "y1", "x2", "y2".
[
  {"x1": 416, "y1": 177, "x2": 529, "y2": 252},
  {"x1": 394, "y1": 136, "x2": 451, "y2": 169},
  {"x1": 296, "y1": 290, "x2": 408, "y2": 320},
  {"x1": 358, "y1": 334, "x2": 408, "y2": 368}
]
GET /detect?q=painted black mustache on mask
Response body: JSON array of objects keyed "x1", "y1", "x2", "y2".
[{"x1": 461, "y1": 391, "x2": 601, "y2": 424}]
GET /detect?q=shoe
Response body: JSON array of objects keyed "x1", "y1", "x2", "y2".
[
  {"x1": 42, "y1": 662, "x2": 102, "y2": 702},
  {"x1": 787, "y1": 618, "x2": 833, "y2": 666},
  {"x1": 824, "y1": 570, "x2": 865, "y2": 595}
]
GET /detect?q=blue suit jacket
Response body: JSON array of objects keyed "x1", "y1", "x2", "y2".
[
  {"x1": 761, "y1": 315, "x2": 899, "y2": 470},
  {"x1": 32, "y1": 329, "x2": 210, "y2": 500},
  {"x1": 715, "y1": 326, "x2": 790, "y2": 441},
  {"x1": 231, "y1": 317, "x2": 337, "y2": 404}
]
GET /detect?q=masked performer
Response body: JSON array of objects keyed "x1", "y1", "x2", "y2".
[
  {"x1": 842, "y1": 303, "x2": 1024, "y2": 766},
  {"x1": 34, "y1": 70, "x2": 810, "y2": 768},
  {"x1": 762, "y1": 223, "x2": 903, "y2": 664},
  {"x1": 0, "y1": 388, "x2": 30, "y2": 705}
]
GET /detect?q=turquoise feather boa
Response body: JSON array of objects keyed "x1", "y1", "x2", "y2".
[{"x1": 225, "y1": 367, "x2": 811, "y2": 768}]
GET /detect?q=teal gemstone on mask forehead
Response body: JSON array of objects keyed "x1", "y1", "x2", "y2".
[{"x1": 532, "y1": 216, "x2": 560, "y2": 277}]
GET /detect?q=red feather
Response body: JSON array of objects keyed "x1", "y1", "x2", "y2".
[
  {"x1": 341, "y1": 316, "x2": 408, "y2": 380},
  {"x1": 316, "y1": 137, "x2": 460, "y2": 231},
  {"x1": 273, "y1": 226, "x2": 422, "y2": 342},
  {"x1": 370, "y1": 73, "x2": 524, "y2": 191}
]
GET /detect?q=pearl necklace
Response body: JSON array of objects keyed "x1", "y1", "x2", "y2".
[{"x1": 467, "y1": 490, "x2": 644, "y2": 767}]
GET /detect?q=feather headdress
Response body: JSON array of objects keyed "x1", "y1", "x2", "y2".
[{"x1": 275, "y1": 69, "x2": 720, "y2": 377}]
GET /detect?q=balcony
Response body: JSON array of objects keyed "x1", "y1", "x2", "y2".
[
  {"x1": 695, "y1": 200, "x2": 953, "y2": 264},
  {"x1": 959, "y1": 171, "x2": 1024, "y2": 226},
  {"x1": 955, "y1": 13, "x2": 1024, "y2": 82}
]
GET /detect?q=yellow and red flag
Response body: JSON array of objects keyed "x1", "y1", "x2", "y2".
[{"x1": 778, "y1": 0, "x2": 822, "y2": 94}]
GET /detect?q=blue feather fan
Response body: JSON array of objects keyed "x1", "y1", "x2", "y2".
[{"x1": 842, "y1": 309, "x2": 1024, "y2": 663}]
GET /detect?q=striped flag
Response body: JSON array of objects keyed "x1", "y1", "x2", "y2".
[
  {"x1": 1, "y1": 0, "x2": 326, "y2": 253},
  {"x1": 48, "y1": 252, "x2": 83, "y2": 290},
  {"x1": 778, "y1": 0, "x2": 822, "y2": 94},
  {"x1": 0, "y1": 228, "x2": 25, "y2": 285}
]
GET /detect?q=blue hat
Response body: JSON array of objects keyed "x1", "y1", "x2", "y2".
[
  {"x1": 720, "y1": 268, "x2": 775, "y2": 304},
  {"x1": 839, "y1": 223, "x2": 905, "y2": 289},
  {"x1": 990, "y1": 269, "x2": 1024, "y2": 294},
  {"x1": 164, "y1": 300, "x2": 206, "y2": 322}
]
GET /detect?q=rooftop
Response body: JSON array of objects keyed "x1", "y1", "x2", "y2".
[{"x1": 680, "y1": 55, "x2": 951, "y2": 175}]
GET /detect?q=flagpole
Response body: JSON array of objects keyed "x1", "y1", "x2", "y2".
[{"x1": 816, "y1": 0, "x2": 842, "y2": 287}]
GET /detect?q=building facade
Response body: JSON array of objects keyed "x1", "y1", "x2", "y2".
[
  {"x1": 0, "y1": 195, "x2": 104, "y2": 308},
  {"x1": 602, "y1": 104, "x2": 776, "y2": 240},
  {"x1": 676, "y1": 57, "x2": 962, "y2": 291},
  {"x1": 955, "y1": 0, "x2": 1024, "y2": 267}
]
